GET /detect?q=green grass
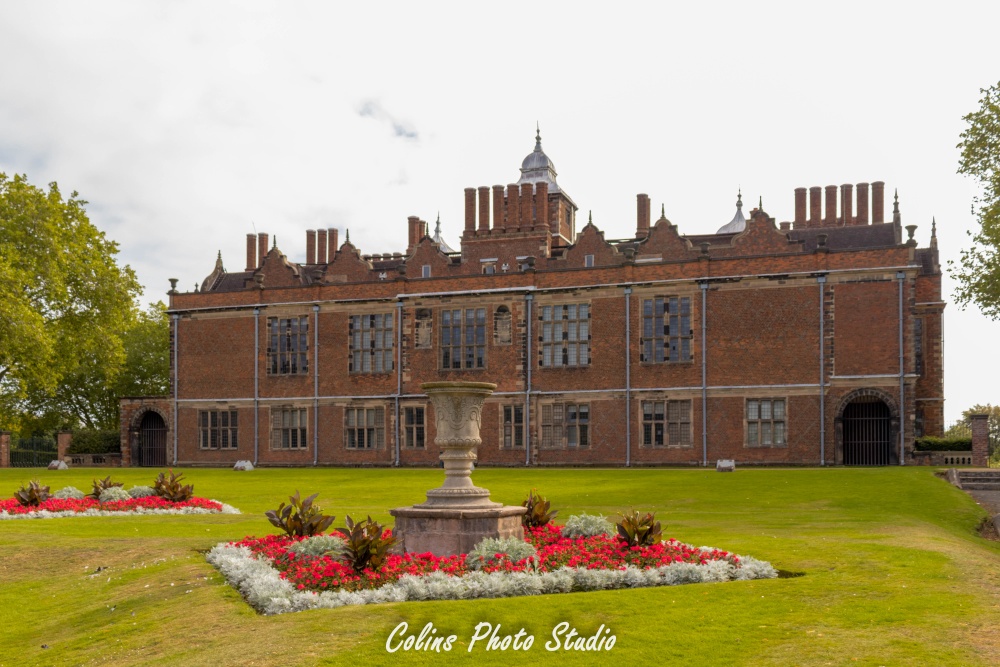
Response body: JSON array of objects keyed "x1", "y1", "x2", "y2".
[{"x1": 1, "y1": 467, "x2": 998, "y2": 666}]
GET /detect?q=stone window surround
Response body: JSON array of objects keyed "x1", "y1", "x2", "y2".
[
  {"x1": 270, "y1": 406, "x2": 308, "y2": 450},
  {"x1": 640, "y1": 399, "x2": 692, "y2": 448},
  {"x1": 745, "y1": 398, "x2": 787, "y2": 448},
  {"x1": 198, "y1": 409, "x2": 238, "y2": 450}
]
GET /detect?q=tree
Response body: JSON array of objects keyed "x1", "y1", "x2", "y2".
[
  {"x1": 944, "y1": 404, "x2": 1000, "y2": 441},
  {"x1": 0, "y1": 173, "x2": 143, "y2": 432},
  {"x1": 37, "y1": 302, "x2": 170, "y2": 431},
  {"x1": 951, "y1": 81, "x2": 1000, "y2": 318}
]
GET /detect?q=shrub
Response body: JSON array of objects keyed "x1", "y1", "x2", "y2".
[
  {"x1": 53, "y1": 486, "x2": 85, "y2": 500},
  {"x1": 914, "y1": 436, "x2": 973, "y2": 451},
  {"x1": 466, "y1": 536, "x2": 537, "y2": 571},
  {"x1": 153, "y1": 470, "x2": 194, "y2": 502},
  {"x1": 88, "y1": 476, "x2": 123, "y2": 499},
  {"x1": 616, "y1": 509, "x2": 662, "y2": 547},
  {"x1": 99, "y1": 486, "x2": 132, "y2": 503},
  {"x1": 265, "y1": 491, "x2": 335, "y2": 538},
  {"x1": 562, "y1": 513, "x2": 614, "y2": 538},
  {"x1": 521, "y1": 489, "x2": 558, "y2": 527},
  {"x1": 338, "y1": 515, "x2": 396, "y2": 573},
  {"x1": 67, "y1": 430, "x2": 120, "y2": 455},
  {"x1": 14, "y1": 480, "x2": 50, "y2": 506},
  {"x1": 287, "y1": 535, "x2": 348, "y2": 559},
  {"x1": 128, "y1": 485, "x2": 157, "y2": 498}
]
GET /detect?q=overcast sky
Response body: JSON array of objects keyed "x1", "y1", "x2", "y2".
[{"x1": 1, "y1": 1, "x2": 997, "y2": 425}]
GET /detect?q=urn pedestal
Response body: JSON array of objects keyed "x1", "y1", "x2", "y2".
[{"x1": 390, "y1": 382, "x2": 526, "y2": 556}]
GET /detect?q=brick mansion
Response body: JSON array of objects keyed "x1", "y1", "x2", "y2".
[{"x1": 121, "y1": 130, "x2": 945, "y2": 468}]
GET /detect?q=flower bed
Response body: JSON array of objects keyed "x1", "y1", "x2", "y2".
[
  {"x1": 0, "y1": 496, "x2": 240, "y2": 519},
  {"x1": 209, "y1": 524, "x2": 776, "y2": 615}
]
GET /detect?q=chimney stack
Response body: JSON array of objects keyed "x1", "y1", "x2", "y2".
[
  {"x1": 871, "y1": 181, "x2": 885, "y2": 223},
  {"x1": 328, "y1": 228, "x2": 338, "y2": 258},
  {"x1": 856, "y1": 182, "x2": 869, "y2": 225},
  {"x1": 519, "y1": 184, "x2": 533, "y2": 229},
  {"x1": 824, "y1": 186, "x2": 838, "y2": 226},
  {"x1": 478, "y1": 186, "x2": 490, "y2": 233},
  {"x1": 492, "y1": 185, "x2": 505, "y2": 231},
  {"x1": 841, "y1": 184, "x2": 854, "y2": 225},
  {"x1": 306, "y1": 230, "x2": 317, "y2": 264},
  {"x1": 246, "y1": 233, "x2": 257, "y2": 270},
  {"x1": 637, "y1": 193, "x2": 651, "y2": 237},
  {"x1": 536, "y1": 182, "x2": 550, "y2": 230},
  {"x1": 464, "y1": 188, "x2": 476, "y2": 234},
  {"x1": 258, "y1": 233, "x2": 269, "y2": 263},
  {"x1": 507, "y1": 184, "x2": 520, "y2": 230},
  {"x1": 809, "y1": 187, "x2": 822, "y2": 227},
  {"x1": 793, "y1": 188, "x2": 807, "y2": 229},
  {"x1": 317, "y1": 229, "x2": 328, "y2": 263},
  {"x1": 407, "y1": 215, "x2": 421, "y2": 250}
]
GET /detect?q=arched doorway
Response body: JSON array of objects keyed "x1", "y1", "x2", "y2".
[
  {"x1": 136, "y1": 411, "x2": 168, "y2": 467},
  {"x1": 840, "y1": 394, "x2": 895, "y2": 466}
]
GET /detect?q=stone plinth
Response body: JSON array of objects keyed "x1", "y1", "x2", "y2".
[
  {"x1": 391, "y1": 381, "x2": 525, "y2": 555},
  {"x1": 390, "y1": 506, "x2": 525, "y2": 556}
]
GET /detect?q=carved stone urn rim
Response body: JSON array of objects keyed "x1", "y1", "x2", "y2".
[{"x1": 421, "y1": 381, "x2": 498, "y2": 392}]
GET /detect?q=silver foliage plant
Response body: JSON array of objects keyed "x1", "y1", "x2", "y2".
[
  {"x1": 206, "y1": 541, "x2": 778, "y2": 616},
  {"x1": 466, "y1": 536, "x2": 537, "y2": 571},
  {"x1": 287, "y1": 534, "x2": 348, "y2": 559},
  {"x1": 561, "y1": 513, "x2": 615, "y2": 538},
  {"x1": 128, "y1": 485, "x2": 157, "y2": 498},
  {"x1": 98, "y1": 486, "x2": 132, "y2": 503},
  {"x1": 1, "y1": 502, "x2": 241, "y2": 520},
  {"x1": 53, "y1": 486, "x2": 85, "y2": 500}
]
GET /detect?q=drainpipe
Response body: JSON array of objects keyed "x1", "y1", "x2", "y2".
[
  {"x1": 395, "y1": 300, "x2": 403, "y2": 467},
  {"x1": 525, "y1": 293, "x2": 533, "y2": 466},
  {"x1": 818, "y1": 275, "x2": 827, "y2": 466},
  {"x1": 253, "y1": 308, "x2": 260, "y2": 466},
  {"x1": 897, "y1": 271, "x2": 905, "y2": 466},
  {"x1": 624, "y1": 287, "x2": 632, "y2": 467},
  {"x1": 313, "y1": 304, "x2": 319, "y2": 466},
  {"x1": 172, "y1": 314, "x2": 179, "y2": 466},
  {"x1": 700, "y1": 282, "x2": 708, "y2": 467}
]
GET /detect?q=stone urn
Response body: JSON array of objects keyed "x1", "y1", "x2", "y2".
[{"x1": 390, "y1": 381, "x2": 526, "y2": 555}]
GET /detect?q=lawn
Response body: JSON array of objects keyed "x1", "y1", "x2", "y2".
[{"x1": 0, "y1": 467, "x2": 998, "y2": 666}]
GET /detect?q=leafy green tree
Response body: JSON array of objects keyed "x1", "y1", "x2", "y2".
[
  {"x1": 0, "y1": 173, "x2": 142, "y2": 432},
  {"x1": 38, "y1": 302, "x2": 170, "y2": 430},
  {"x1": 944, "y1": 404, "x2": 1000, "y2": 441},
  {"x1": 951, "y1": 81, "x2": 1000, "y2": 318}
]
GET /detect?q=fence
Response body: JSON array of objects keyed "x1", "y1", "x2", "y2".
[{"x1": 10, "y1": 436, "x2": 59, "y2": 468}]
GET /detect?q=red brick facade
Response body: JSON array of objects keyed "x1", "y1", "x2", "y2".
[{"x1": 122, "y1": 136, "x2": 945, "y2": 467}]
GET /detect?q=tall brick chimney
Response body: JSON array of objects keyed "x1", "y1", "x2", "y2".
[
  {"x1": 507, "y1": 184, "x2": 520, "y2": 230},
  {"x1": 856, "y1": 182, "x2": 869, "y2": 225},
  {"x1": 841, "y1": 184, "x2": 854, "y2": 225},
  {"x1": 872, "y1": 181, "x2": 885, "y2": 223},
  {"x1": 636, "y1": 193, "x2": 651, "y2": 237},
  {"x1": 478, "y1": 186, "x2": 490, "y2": 233},
  {"x1": 536, "y1": 182, "x2": 549, "y2": 230},
  {"x1": 328, "y1": 228, "x2": 338, "y2": 258},
  {"x1": 246, "y1": 233, "x2": 257, "y2": 270},
  {"x1": 258, "y1": 233, "x2": 269, "y2": 263},
  {"x1": 407, "y1": 215, "x2": 421, "y2": 251},
  {"x1": 464, "y1": 188, "x2": 476, "y2": 234},
  {"x1": 317, "y1": 229, "x2": 328, "y2": 263},
  {"x1": 492, "y1": 185, "x2": 505, "y2": 231},
  {"x1": 825, "y1": 186, "x2": 838, "y2": 226},
  {"x1": 520, "y1": 184, "x2": 533, "y2": 230},
  {"x1": 306, "y1": 230, "x2": 316, "y2": 264},
  {"x1": 809, "y1": 187, "x2": 822, "y2": 227},
  {"x1": 793, "y1": 188, "x2": 807, "y2": 229}
]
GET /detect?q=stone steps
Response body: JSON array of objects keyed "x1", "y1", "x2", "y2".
[{"x1": 956, "y1": 470, "x2": 1000, "y2": 491}]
